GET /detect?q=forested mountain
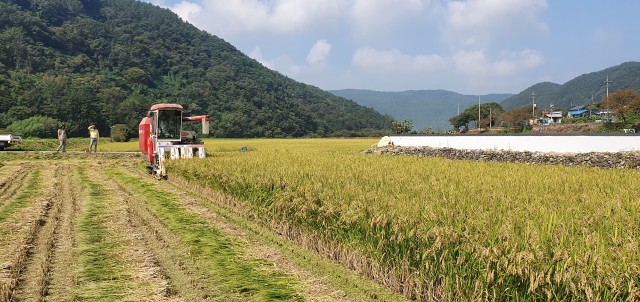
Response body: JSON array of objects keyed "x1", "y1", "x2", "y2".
[
  {"x1": 499, "y1": 82, "x2": 561, "y2": 110},
  {"x1": 0, "y1": 0, "x2": 393, "y2": 138},
  {"x1": 330, "y1": 89, "x2": 512, "y2": 130},
  {"x1": 500, "y1": 61, "x2": 640, "y2": 110}
]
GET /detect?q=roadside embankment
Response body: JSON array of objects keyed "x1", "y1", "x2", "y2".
[{"x1": 365, "y1": 146, "x2": 640, "y2": 169}]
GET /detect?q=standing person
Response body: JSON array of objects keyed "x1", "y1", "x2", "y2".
[
  {"x1": 88, "y1": 124, "x2": 99, "y2": 153},
  {"x1": 56, "y1": 124, "x2": 67, "y2": 152}
]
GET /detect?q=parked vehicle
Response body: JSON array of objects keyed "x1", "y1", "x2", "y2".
[{"x1": 0, "y1": 134, "x2": 22, "y2": 150}]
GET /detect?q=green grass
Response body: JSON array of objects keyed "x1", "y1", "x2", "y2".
[
  {"x1": 5, "y1": 138, "x2": 139, "y2": 152},
  {"x1": 107, "y1": 167, "x2": 303, "y2": 302},
  {"x1": 75, "y1": 166, "x2": 133, "y2": 301}
]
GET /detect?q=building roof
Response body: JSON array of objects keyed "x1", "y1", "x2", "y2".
[
  {"x1": 545, "y1": 113, "x2": 563, "y2": 118},
  {"x1": 568, "y1": 105, "x2": 586, "y2": 111},
  {"x1": 568, "y1": 109, "x2": 589, "y2": 115}
]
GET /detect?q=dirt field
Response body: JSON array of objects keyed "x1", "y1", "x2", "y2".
[{"x1": 0, "y1": 154, "x2": 405, "y2": 302}]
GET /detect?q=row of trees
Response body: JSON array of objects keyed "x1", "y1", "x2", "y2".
[
  {"x1": 448, "y1": 102, "x2": 506, "y2": 130},
  {"x1": 598, "y1": 89, "x2": 640, "y2": 124}
]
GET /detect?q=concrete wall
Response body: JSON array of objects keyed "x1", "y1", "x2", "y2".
[{"x1": 379, "y1": 135, "x2": 640, "y2": 153}]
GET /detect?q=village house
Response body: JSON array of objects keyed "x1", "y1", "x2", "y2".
[
  {"x1": 567, "y1": 105, "x2": 589, "y2": 118},
  {"x1": 541, "y1": 110, "x2": 563, "y2": 125}
]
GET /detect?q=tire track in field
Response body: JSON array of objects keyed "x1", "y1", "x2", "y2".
[
  {"x1": 107, "y1": 165, "x2": 228, "y2": 301},
  {"x1": 0, "y1": 163, "x2": 56, "y2": 302},
  {"x1": 64, "y1": 159, "x2": 184, "y2": 301},
  {"x1": 12, "y1": 164, "x2": 64, "y2": 301},
  {"x1": 11, "y1": 162, "x2": 83, "y2": 302},
  {"x1": 0, "y1": 163, "x2": 21, "y2": 179},
  {"x1": 45, "y1": 162, "x2": 83, "y2": 301},
  {"x1": 0, "y1": 164, "x2": 34, "y2": 208},
  {"x1": 109, "y1": 166, "x2": 305, "y2": 301},
  {"x1": 122, "y1": 167, "x2": 371, "y2": 302},
  {"x1": 82, "y1": 161, "x2": 183, "y2": 302}
]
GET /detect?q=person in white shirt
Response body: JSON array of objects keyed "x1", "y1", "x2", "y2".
[
  {"x1": 57, "y1": 124, "x2": 67, "y2": 152},
  {"x1": 88, "y1": 124, "x2": 99, "y2": 153}
]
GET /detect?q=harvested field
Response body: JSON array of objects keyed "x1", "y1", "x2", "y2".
[{"x1": 0, "y1": 154, "x2": 405, "y2": 302}]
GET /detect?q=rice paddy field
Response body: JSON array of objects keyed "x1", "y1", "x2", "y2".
[
  {"x1": 2, "y1": 138, "x2": 639, "y2": 301},
  {"x1": 173, "y1": 138, "x2": 640, "y2": 301}
]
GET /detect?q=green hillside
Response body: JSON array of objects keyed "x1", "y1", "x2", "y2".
[
  {"x1": 330, "y1": 89, "x2": 512, "y2": 130},
  {"x1": 499, "y1": 82, "x2": 562, "y2": 110},
  {"x1": 0, "y1": 0, "x2": 393, "y2": 138},
  {"x1": 501, "y1": 61, "x2": 640, "y2": 110}
]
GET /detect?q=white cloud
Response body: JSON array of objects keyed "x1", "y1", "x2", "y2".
[
  {"x1": 444, "y1": 0, "x2": 548, "y2": 48},
  {"x1": 146, "y1": 0, "x2": 167, "y2": 7},
  {"x1": 174, "y1": 0, "x2": 342, "y2": 36},
  {"x1": 171, "y1": 1, "x2": 202, "y2": 23},
  {"x1": 156, "y1": 0, "x2": 553, "y2": 94},
  {"x1": 307, "y1": 40, "x2": 332, "y2": 65},
  {"x1": 352, "y1": 47, "x2": 446, "y2": 73},
  {"x1": 349, "y1": 0, "x2": 426, "y2": 35},
  {"x1": 171, "y1": 0, "x2": 433, "y2": 38},
  {"x1": 248, "y1": 47, "x2": 274, "y2": 69},
  {"x1": 453, "y1": 49, "x2": 544, "y2": 77},
  {"x1": 249, "y1": 47, "x2": 302, "y2": 75}
]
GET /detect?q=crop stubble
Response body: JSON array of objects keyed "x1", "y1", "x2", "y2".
[
  {"x1": 0, "y1": 162, "x2": 53, "y2": 301},
  {"x1": 0, "y1": 156, "x2": 395, "y2": 302},
  {"x1": 121, "y1": 166, "x2": 362, "y2": 302}
]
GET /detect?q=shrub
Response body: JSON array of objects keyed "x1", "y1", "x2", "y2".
[
  {"x1": 110, "y1": 124, "x2": 131, "y2": 142},
  {"x1": 6, "y1": 116, "x2": 59, "y2": 138}
]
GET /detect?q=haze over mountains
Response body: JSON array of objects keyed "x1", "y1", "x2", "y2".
[
  {"x1": 332, "y1": 62, "x2": 640, "y2": 130},
  {"x1": 330, "y1": 90, "x2": 512, "y2": 130}
]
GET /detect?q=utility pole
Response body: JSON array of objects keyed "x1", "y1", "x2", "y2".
[
  {"x1": 489, "y1": 107, "x2": 492, "y2": 129},
  {"x1": 530, "y1": 91, "x2": 537, "y2": 119},
  {"x1": 478, "y1": 96, "x2": 481, "y2": 129},
  {"x1": 604, "y1": 75, "x2": 613, "y2": 122},
  {"x1": 604, "y1": 76, "x2": 613, "y2": 121},
  {"x1": 605, "y1": 75, "x2": 613, "y2": 99}
]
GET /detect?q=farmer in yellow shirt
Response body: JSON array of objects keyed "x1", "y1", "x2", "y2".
[{"x1": 88, "y1": 124, "x2": 99, "y2": 153}]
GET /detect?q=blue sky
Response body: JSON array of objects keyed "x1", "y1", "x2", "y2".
[{"x1": 143, "y1": 0, "x2": 640, "y2": 94}]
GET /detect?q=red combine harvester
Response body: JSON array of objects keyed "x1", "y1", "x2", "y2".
[{"x1": 139, "y1": 103, "x2": 210, "y2": 179}]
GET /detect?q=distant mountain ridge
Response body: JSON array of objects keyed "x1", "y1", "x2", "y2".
[
  {"x1": 332, "y1": 61, "x2": 640, "y2": 130},
  {"x1": 501, "y1": 61, "x2": 640, "y2": 110},
  {"x1": 330, "y1": 89, "x2": 512, "y2": 130}
]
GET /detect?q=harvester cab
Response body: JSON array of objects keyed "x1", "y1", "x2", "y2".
[{"x1": 139, "y1": 103, "x2": 209, "y2": 179}]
